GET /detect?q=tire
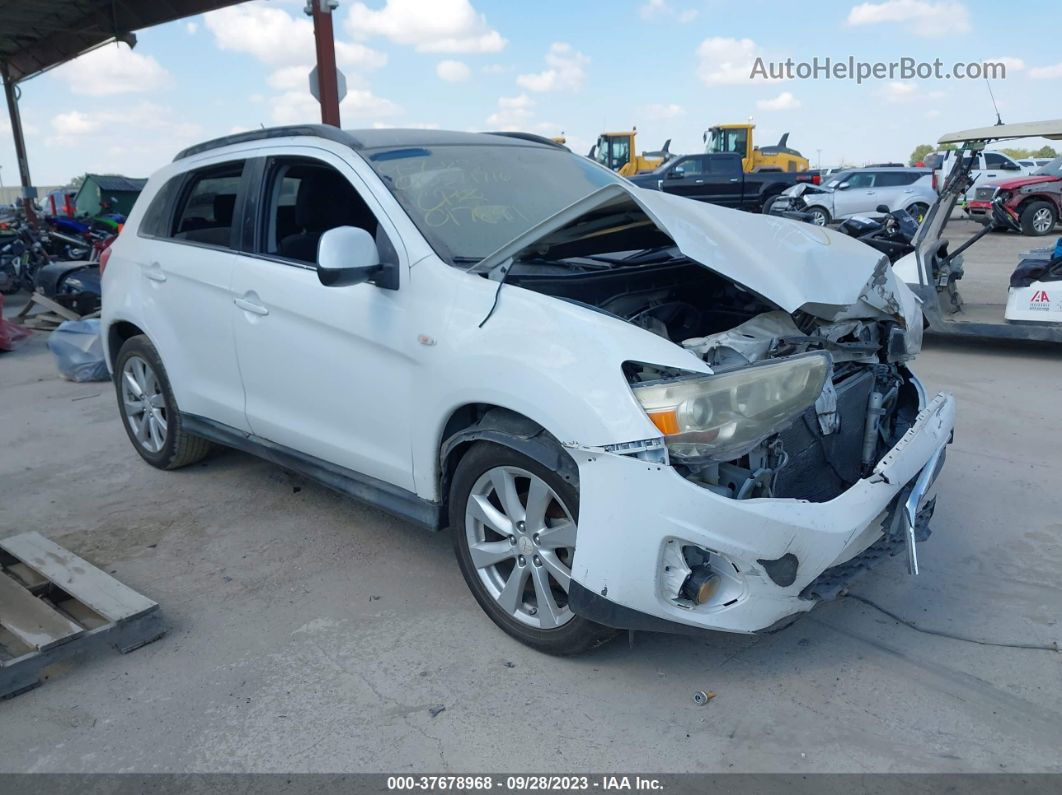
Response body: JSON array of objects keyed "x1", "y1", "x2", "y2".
[
  {"x1": 806, "y1": 206, "x2": 830, "y2": 226},
  {"x1": 113, "y1": 335, "x2": 212, "y2": 470},
  {"x1": 449, "y1": 441, "x2": 617, "y2": 655},
  {"x1": 762, "y1": 195, "x2": 782, "y2": 215},
  {"x1": 906, "y1": 202, "x2": 929, "y2": 225},
  {"x1": 1019, "y1": 200, "x2": 1057, "y2": 236}
]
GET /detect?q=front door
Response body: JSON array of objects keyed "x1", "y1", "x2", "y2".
[
  {"x1": 229, "y1": 151, "x2": 415, "y2": 491},
  {"x1": 832, "y1": 171, "x2": 878, "y2": 218}
]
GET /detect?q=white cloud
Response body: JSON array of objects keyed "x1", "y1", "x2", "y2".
[
  {"x1": 205, "y1": 5, "x2": 386, "y2": 69},
  {"x1": 516, "y1": 43, "x2": 589, "y2": 92},
  {"x1": 644, "y1": 103, "x2": 686, "y2": 119},
  {"x1": 271, "y1": 89, "x2": 402, "y2": 126},
  {"x1": 986, "y1": 56, "x2": 1024, "y2": 73},
  {"x1": 846, "y1": 0, "x2": 970, "y2": 36},
  {"x1": 926, "y1": 109, "x2": 942, "y2": 119},
  {"x1": 1029, "y1": 63, "x2": 1062, "y2": 79},
  {"x1": 756, "y1": 91, "x2": 801, "y2": 111},
  {"x1": 486, "y1": 94, "x2": 534, "y2": 129},
  {"x1": 347, "y1": 0, "x2": 506, "y2": 53},
  {"x1": 185, "y1": 21, "x2": 198, "y2": 34},
  {"x1": 436, "y1": 60, "x2": 471, "y2": 82},
  {"x1": 51, "y1": 111, "x2": 102, "y2": 136},
  {"x1": 639, "y1": 0, "x2": 698, "y2": 22},
  {"x1": 50, "y1": 44, "x2": 170, "y2": 96},
  {"x1": 696, "y1": 37, "x2": 764, "y2": 85},
  {"x1": 372, "y1": 121, "x2": 442, "y2": 129},
  {"x1": 880, "y1": 81, "x2": 919, "y2": 102}
]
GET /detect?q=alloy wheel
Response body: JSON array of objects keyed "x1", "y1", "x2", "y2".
[
  {"x1": 1033, "y1": 207, "x2": 1054, "y2": 234},
  {"x1": 121, "y1": 355, "x2": 168, "y2": 454},
  {"x1": 809, "y1": 209, "x2": 828, "y2": 226},
  {"x1": 465, "y1": 466, "x2": 577, "y2": 629}
]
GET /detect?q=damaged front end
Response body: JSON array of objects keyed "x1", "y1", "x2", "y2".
[{"x1": 472, "y1": 184, "x2": 948, "y2": 630}]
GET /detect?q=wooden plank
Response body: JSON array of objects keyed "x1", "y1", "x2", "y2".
[
  {"x1": 0, "y1": 533, "x2": 157, "y2": 623},
  {"x1": 0, "y1": 573, "x2": 83, "y2": 651},
  {"x1": 5, "y1": 563, "x2": 48, "y2": 590},
  {"x1": 25, "y1": 293, "x2": 80, "y2": 321}
]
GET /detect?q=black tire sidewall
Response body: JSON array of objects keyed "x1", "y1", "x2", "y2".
[
  {"x1": 113, "y1": 335, "x2": 182, "y2": 468},
  {"x1": 449, "y1": 442, "x2": 615, "y2": 655},
  {"x1": 1021, "y1": 201, "x2": 1056, "y2": 236},
  {"x1": 809, "y1": 207, "x2": 830, "y2": 225}
]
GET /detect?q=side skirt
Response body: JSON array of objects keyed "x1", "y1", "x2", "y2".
[{"x1": 181, "y1": 413, "x2": 443, "y2": 530}]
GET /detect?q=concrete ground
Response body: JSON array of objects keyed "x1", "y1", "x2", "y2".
[{"x1": 0, "y1": 222, "x2": 1060, "y2": 774}]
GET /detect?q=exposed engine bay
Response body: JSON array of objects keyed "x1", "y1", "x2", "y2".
[{"x1": 508, "y1": 259, "x2": 922, "y2": 502}]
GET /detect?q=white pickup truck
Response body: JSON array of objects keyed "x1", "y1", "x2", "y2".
[{"x1": 933, "y1": 150, "x2": 1032, "y2": 210}]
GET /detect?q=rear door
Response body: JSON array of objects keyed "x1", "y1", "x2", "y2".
[
  {"x1": 134, "y1": 160, "x2": 251, "y2": 431},
  {"x1": 703, "y1": 155, "x2": 745, "y2": 207},
  {"x1": 229, "y1": 148, "x2": 415, "y2": 491}
]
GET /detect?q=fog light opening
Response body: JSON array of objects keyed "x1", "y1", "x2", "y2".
[{"x1": 682, "y1": 568, "x2": 722, "y2": 605}]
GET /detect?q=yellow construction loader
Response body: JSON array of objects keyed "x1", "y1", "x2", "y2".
[
  {"x1": 704, "y1": 123, "x2": 810, "y2": 173},
  {"x1": 590, "y1": 130, "x2": 672, "y2": 176}
]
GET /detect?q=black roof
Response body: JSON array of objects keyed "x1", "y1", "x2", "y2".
[
  {"x1": 173, "y1": 125, "x2": 562, "y2": 161},
  {"x1": 84, "y1": 174, "x2": 148, "y2": 192}
]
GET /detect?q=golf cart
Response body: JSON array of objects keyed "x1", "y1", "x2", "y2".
[{"x1": 892, "y1": 119, "x2": 1062, "y2": 342}]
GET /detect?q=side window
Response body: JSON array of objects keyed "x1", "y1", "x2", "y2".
[
  {"x1": 672, "y1": 158, "x2": 703, "y2": 176},
  {"x1": 171, "y1": 162, "x2": 245, "y2": 248},
  {"x1": 847, "y1": 172, "x2": 876, "y2": 188},
  {"x1": 984, "y1": 152, "x2": 1008, "y2": 169},
  {"x1": 260, "y1": 158, "x2": 392, "y2": 266},
  {"x1": 876, "y1": 171, "x2": 918, "y2": 187},
  {"x1": 708, "y1": 156, "x2": 740, "y2": 176},
  {"x1": 138, "y1": 177, "x2": 180, "y2": 238}
]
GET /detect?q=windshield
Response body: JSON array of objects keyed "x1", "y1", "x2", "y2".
[
  {"x1": 366, "y1": 144, "x2": 624, "y2": 264},
  {"x1": 1034, "y1": 156, "x2": 1062, "y2": 177},
  {"x1": 706, "y1": 128, "x2": 747, "y2": 156},
  {"x1": 823, "y1": 171, "x2": 852, "y2": 188}
]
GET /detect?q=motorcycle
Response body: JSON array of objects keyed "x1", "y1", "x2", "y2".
[{"x1": 835, "y1": 205, "x2": 920, "y2": 263}]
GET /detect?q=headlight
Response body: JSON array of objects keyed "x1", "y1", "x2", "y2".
[{"x1": 630, "y1": 353, "x2": 830, "y2": 462}]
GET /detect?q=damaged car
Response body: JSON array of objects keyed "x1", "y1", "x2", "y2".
[{"x1": 102, "y1": 126, "x2": 955, "y2": 655}]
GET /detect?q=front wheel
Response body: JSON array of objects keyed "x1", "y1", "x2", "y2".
[
  {"x1": 450, "y1": 442, "x2": 617, "y2": 655},
  {"x1": 806, "y1": 206, "x2": 830, "y2": 226},
  {"x1": 1020, "y1": 201, "x2": 1057, "y2": 236}
]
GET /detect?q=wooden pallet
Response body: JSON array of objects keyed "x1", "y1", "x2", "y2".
[
  {"x1": 12, "y1": 292, "x2": 99, "y2": 331},
  {"x1": 0, "y1": 532, "x2": 164, "y2": 699}
]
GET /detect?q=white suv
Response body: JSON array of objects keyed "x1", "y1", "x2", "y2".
[{"x1": 102, "y1": 126, "x2": 955, "y2": 654}]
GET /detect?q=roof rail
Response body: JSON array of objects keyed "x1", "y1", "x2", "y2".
[
  {"x1": 173, "y1": 125, "x2": 362, "y2": 161},
  {"x1": 483, "y1": 131, "x2": 568, "y2": 150}
]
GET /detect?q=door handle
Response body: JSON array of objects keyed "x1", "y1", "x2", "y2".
[
  {"x1": 143, "y1": 262, "x2": 167, "y2": 282},
  {"x1": 234, "y1": 296, "x2": 269, "y2": 316},
  {"x1": 695, "y1": 179, "x2": 704, "y2": 184},
  {"x1": 729, "y1": 178, "x2": 740, "y2": 182}
]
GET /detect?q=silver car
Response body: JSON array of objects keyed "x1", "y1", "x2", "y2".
[{"x1": 783, "y1": 167, "x2": 937, "y2": 226}]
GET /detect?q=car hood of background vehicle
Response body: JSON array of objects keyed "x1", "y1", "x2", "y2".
[
  {"x1": 987, "y1": 174, "x2": 1062, "y2": 191},
  {"x1": 473, "y1": 183, "x2": 905, "y2": 320}
]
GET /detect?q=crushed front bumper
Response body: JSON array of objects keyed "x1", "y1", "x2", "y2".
[{"x1": 567, "y1": 391, "x2": 956, "y2": 635}]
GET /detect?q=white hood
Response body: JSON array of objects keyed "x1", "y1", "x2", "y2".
[{"x1": 473, "y1": 184, "x2": 914, "y2": 324}]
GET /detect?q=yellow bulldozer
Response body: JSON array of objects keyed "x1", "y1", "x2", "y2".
[
  {"x1": 703, "y1": 123, "x2": 809, "y2": 173},
  {"x1": 590, "y1": 130, "x2": 673, "y2": 176}
]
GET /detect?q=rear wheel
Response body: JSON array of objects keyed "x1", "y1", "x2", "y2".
[
  {"x1": 806, "y1": 206, "x2": 830, "y2": 226},
  {"x1": 1020, "y1": 201, "x2": 1057, "y2": 236},
  {"x1": 114, "y1": 335, "x2": 212, "y2": 470},
  {"x1": 906, "y1": 202, "x2": 929, "y2": 224},
  {"x1": 450, "y1": 442, "x2": 617, "y2": 655}
]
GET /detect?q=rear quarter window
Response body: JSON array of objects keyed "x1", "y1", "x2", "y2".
[{"x1": 138, "y1": 177, "x2": 180, "y2": 238}]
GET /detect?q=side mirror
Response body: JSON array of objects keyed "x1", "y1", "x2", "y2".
[
  {"x1": 837, "y1": 181, "x2": 850, "y2": 190},
  {"x1": 876, "y1": 204, "x2": 890, "y2": 213},
  {"x1": 317, "y1": 226, "x2": 382, "y2": 287}
]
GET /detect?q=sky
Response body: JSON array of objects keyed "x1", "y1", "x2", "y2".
[{"x1": 2, "y1": 0, "x2": 1061, "y2": 187}]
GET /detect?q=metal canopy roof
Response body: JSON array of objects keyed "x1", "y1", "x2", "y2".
[
  {"x1": 0, "y1": 0, "x2": 246, "y2": 82},
  {"x1": 938, "y1": 119, "x2": 1062, "y2": 145}
]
